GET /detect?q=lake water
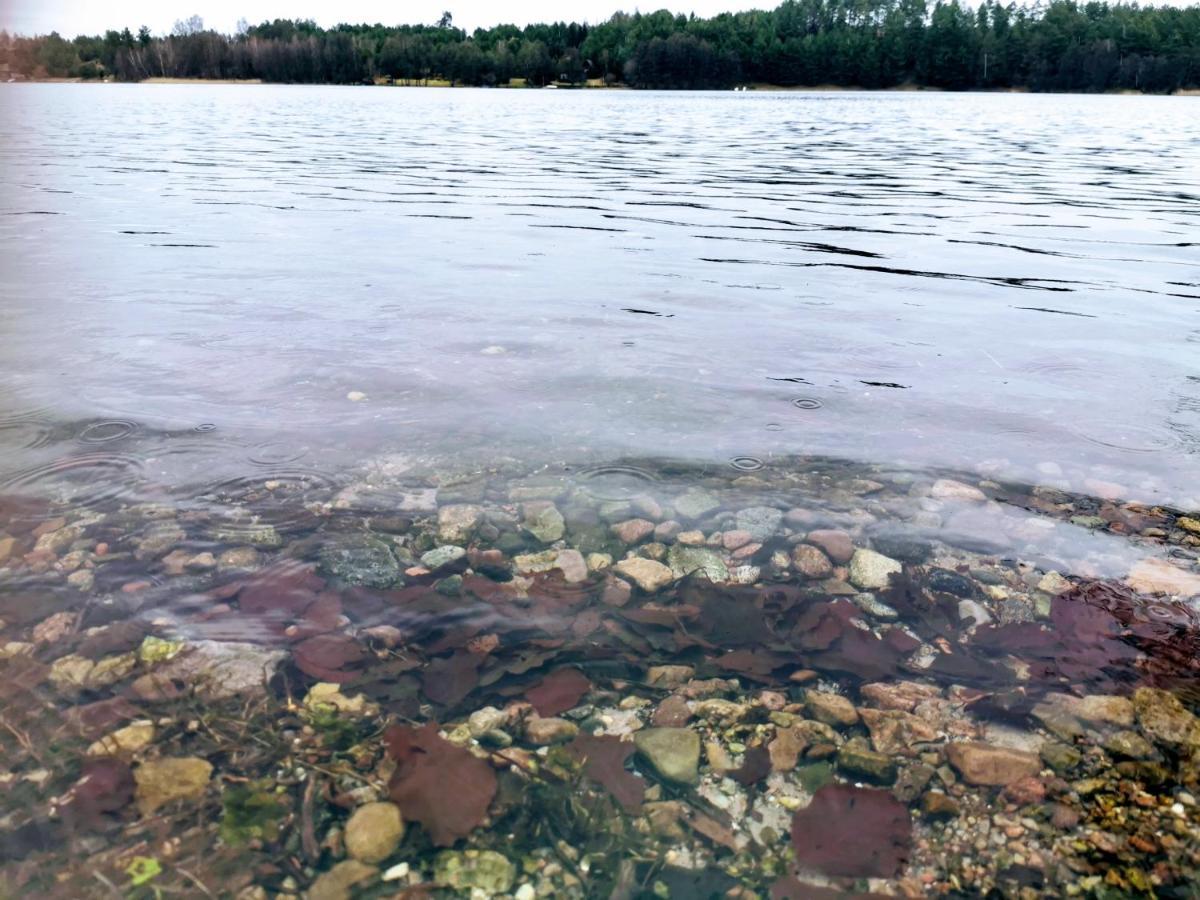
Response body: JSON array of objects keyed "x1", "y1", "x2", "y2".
[{"x1": 1, "y1": 85, "x2": 1199, "y2": 898}]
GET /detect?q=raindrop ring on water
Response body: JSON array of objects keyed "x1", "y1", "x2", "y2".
[
  {"x1": 79, "y1": 420, "x2": 138, "y2": 443},
  {"x1": 730, "y1": 456, "x2": 764, "y2": 471},
  {"x1": 194, "y1": 423, "x2": 217, "y2": 433},
  {"x1": 765, "y1": 423, "x2": 784, "y2": 432},
  {"x1": 793, "y1": 398, "x2": 823, "y2": 410}
]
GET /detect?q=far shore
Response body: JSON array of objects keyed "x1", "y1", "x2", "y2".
[{"x1": 6, "y1": 76, "x2": 1197, "y2": 96}]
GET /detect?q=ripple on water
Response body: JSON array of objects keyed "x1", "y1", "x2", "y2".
[
  {"x1": 0, "y1": 452, "x2": 147, "y2": 512},
  {"x1": 730, "y1": 456, "x2": 765, "y2": 471},
  {"x1": 1072, "y1": 422, "x2": 1178, "y2": 454},
  {"x1": 0, "y1": 413, "x2": 54, "y2": 451},
  {"x1": 574, "y1": 464, "x2": 660, "y2": 501},
  {"x1": 78, "y1": 419, "x2": 139, "y2": 444},
  {"x1": 248, "y1": 441, "x2": 308, "y2": 466},
  {"x1": 199, "y1": 468, "x2": 339, "y2": 536},
  {"x1": 793, "y1": 398, "x2": 824, "y2": 410}
]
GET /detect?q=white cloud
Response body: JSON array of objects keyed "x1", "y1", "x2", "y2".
[{"x1": 1, "y1": 0, "x2": 767, "y2": 37}]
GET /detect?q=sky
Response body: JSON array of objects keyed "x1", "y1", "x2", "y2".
[{"x1": 0, "y1": 0, "x2": 768, "y2": 38}]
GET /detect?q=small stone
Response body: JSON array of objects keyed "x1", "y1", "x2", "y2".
[
  {"x1": 586, "y1": 552, "x2": 613, "y2": 572},
  {"x1": 860, "y1": 681, "x2": 941, "y2": 713},
  {"x1": 673, "y1": 490, "x2": 721, "y2": 521},
  {"x1": 347, "y1": 391, "x2": 368, "y2": 402},
  {"x1": 849, "y1": 549, "x2": 902, "y2": 590},
  {"x1": 614, "y1": 557, "x2": 673, "y2": 592},
  {"x1": 792, "y1": 544, "x2": 834, "y2": 579},
  {"x1": 837, "y1": 745, "x2": 897, "y2": 784},
  {"x1": 804, "y1": 529, "x2": 854, "y2": 564},
  {"x1": 653, "y1": 695, "x2": 692, "y2": 727},
  {"x1": 654, "y1": 521, "x2": 681, "y2": 542},
  {"x1": 945, "y1": 742, "x2": 1041, "y2": 786},
  {"x1": 433, "y1": 850, "x2": 516, "y2": 895},
  {"x1": 666, "y1": 545, "x2": 728, "y2": 582},
  {"x1": 647, "y1": 665, "x2": 694, "y2": 688},
  {"x1": 35, "y1": 525, "x2": 82, "y2": 555},
  {"x1": 922, "y1": 791, "x2": 960, "y2": 819},
  {"x1": 1126, "y1": 559, "x2": 1200, "y2": 596},
  {"x1": 722, "y1": 530, "x2": 753, "y2": 550},
  {"x1": 1001, "y1": 775, "x2": 1046, "y2": 806},
  {"x1": 438, "y1": 504, "x2": 483, "y2": 543},
  {"x1": 694, "y1": 698, "x2": 748, "y2": 725},
  {"x1": 304, "y1": 683, "x2": 379, "y2": 717},
  {"x1": 1133, "y1": 687, "x2": 1200, "y2": 750},
  {"x1": 420, "y1": 545, "x2": 466, "y2": 571},
  {"x1": 135, "y1": 527, "x2": 185, "y2": 561},
  {"x1": 958, "y1": 598, "x2": 993, "y2": 627},
  {"x1": 634, "y1": 727, "x2": 701, "y2": 785},
  {"x1": 33, "y1": 611, "x2": 75, "y2": 644},
  {"x1": 0, "y1": 537, "x2": 15, "y2": 565},
  {"x1": 468, "y1": 706, "x2": 508, "y2": 737},
  {"x1": 1103, "y1": 730, "x2": 1156, "y2": 760},
  {"x1": 769, "y1": 726, "x2": 808, "y2": 772},
  {"x1": 735, "y1": 506, "x2": 784, "y2": 541},
  {"x1": 611, "y1": 518, "x2": 655, "y2": 544},
  {"x1": 134, "y1": 757, "x2": 213, "y2": 815},
  {"x1": 525, "y1": 716, "x2": 578, "y2": 745},
  {"x1": 727, "y1": 565, "x2": 761, "y2": 585},
  {"x1": 1177, "y1": 516, "x2": 1200, "y2": 535},
  {"x1": 48, "y1": 654, "x2": 94, "y2": 692},
  {"x1": 308, "y1": 860, "x2": 378, "y2": 900},
  {"x1": 931, "y1": 479, "x2": 987, "y2": 503},
  {"x1": 1037, "y1": 571, "x2": 1071, "y2": 595},
  {"x1": 859, "y1": 708, "x2": 938, "y2": 755},
  {"x1": 87, "y1": 720, "x2": 155, "y2": 757},
  {"x1": 555, "y1": 549, "x2": 588, "y2": 583},
  {"x1": 344, "y1": 801, "x2": 405, "y2": 864},
  {"x1": 67, "y1": 570, "x2": 95, "y2": 591},
  {"x1": 805, "y1": 691, "x2": 859, "y2": 727},
  {"x1": 218, "y1": 547, "x2": 260, "y2": 571},
  {"x1": 522, "y1": 503, "x2": 565, "y2": 543},
  {"x1": 186, "y1": 552, "x2": 217, "y2": 570}
]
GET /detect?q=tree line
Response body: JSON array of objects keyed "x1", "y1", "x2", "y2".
[{"x1": 2, "y1": 1, "x2": 1198, "y2": 93}]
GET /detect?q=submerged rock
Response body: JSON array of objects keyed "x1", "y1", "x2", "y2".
[
  {"x1": 433, "y1": 850, "x2": 516, "y2": 895},
  {"x1": 308, "y1": 860, "x2": 378, "y2": 900},
  {"x1": 849, "y1": 549, "x2": 902, "y2": 590},
  {"x1": 673, "y1": 489, "x2": 721, "y2": 521},
  {"x1": 667, "y1": 545, "x2": 728, "y2": 582},
  {"x1": 345, "y1": 801, "x2": 405, "y2": 864},
  {"x1": 521, "y1": 502, "x2": 565, "y2": 543},
  {"x1": 1133, "y1": 687, "x2": 1200, "y2": 751},
  {"x1": 148, "y1": 641, "x2": 288, "y2": 700},
  {"x1": 735, "y1": 506, "x2": 784, "y2": 541},
  {"x1": 635, "y1": 727, "x2": 701, "y2": 784},
  {"x1": 134, "y1": 757, "x2": 213, "y2": 815},
  {"x1": 437, "y1": 504, "x2": 483, "y2": 544},
  {"x1": 318, "y1": 535, "x2": 402, "y2": 588},
  {"x1": 945, "y1": 742, "x2": 1041, "y2": 786},
  {"x1": 614, "y1": 557, "x2": 673, "y2": 592}
]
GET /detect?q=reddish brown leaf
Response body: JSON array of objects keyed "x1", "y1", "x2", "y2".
[
  {"x1": 730, "y1": 745, "x2": 771, "y2": 787},
  {"x1": 564, "y1": 734, "x2": 644, "y2": 814},
  {"x1": 293, "y1": 633, "x2": 365, "y2": 683},
  {"x1": 790, "y1": 784, "x2": 912, "y2": 879},
  {"x1": 525, "y1": 667, "x2": 591, "y2": 717},
  {"x1": 59, "y1": 758, "x2": 135, "y2": 828},
  {"x1": 385, "y1": 723, "x2": 497, "y2": 846},
  {"x1": 422, "y1": 651, "x2": 482, "y2": 706}
]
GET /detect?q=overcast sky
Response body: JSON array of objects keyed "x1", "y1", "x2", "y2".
[{"x1": 1, "y1": 1, "x2": 774, "y2": 37}]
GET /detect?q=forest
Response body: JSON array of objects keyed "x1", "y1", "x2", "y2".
[{"x1": 2, "y1": 1, "x2": 1198, "y2": 94}]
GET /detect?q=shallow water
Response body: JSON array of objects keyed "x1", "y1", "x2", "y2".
[{"x1": 1, "y1": 85, "x2": 1200, "y2": 898}]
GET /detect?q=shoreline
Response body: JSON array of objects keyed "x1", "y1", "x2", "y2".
[{"x1": 5, "y1": 76, "x2": 1197, "y2": 96}]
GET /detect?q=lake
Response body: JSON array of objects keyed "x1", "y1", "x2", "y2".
[{"x1": 1, "y1": 84, "x2": 1199, "y2": 898}]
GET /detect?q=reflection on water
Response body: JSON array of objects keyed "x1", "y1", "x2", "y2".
[{"x1": 1, "y1": 85, "x2": 1199, "y2": 897}]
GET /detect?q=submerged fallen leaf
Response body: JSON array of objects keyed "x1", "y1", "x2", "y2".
[
  {"x1": 564, "y1": 733, "x2": 645, "y2": 813},
  {"x1": 790, "y1": 783, "x2": 912, "y2": 879},
  {"x1": 385, "y1": 722, "x2": 497, "y2": 846},
  {"x1": 525, "y1": 667, "x2": 591, "y2": 717}
]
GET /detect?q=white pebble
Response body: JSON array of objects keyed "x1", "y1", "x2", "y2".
[
  {"x1": 382, "y1": 862, "x2": 409, "y2": 881},
  {"x1": 347, "y1": 391, "x2": 367, "y2": 402},
  {"x1": 515, "y1": 885, "x2": 536, "y2": 900}
]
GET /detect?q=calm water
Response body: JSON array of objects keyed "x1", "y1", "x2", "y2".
[
  {"x1": 2, "y1": 85, "x2": 1200, "y2": 897},
  {"x1": 1, "y1": 86, "x2": 1198, "y2": 507}
]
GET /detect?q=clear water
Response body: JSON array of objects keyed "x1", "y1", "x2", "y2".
[{"x1": 1, "y1": 85, "x2": 1199, "y2": 898}]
